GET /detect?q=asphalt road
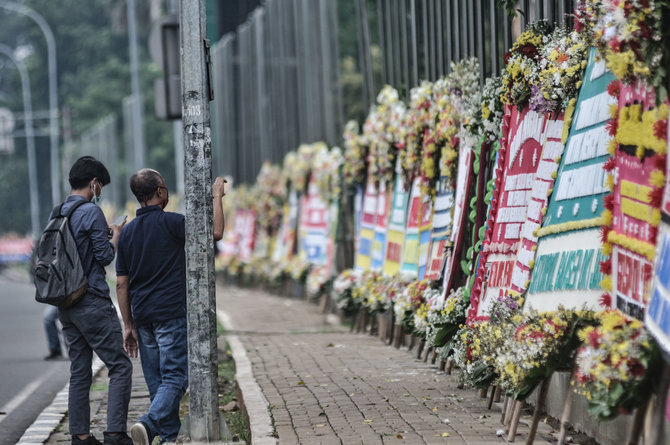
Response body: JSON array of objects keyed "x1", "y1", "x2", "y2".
[{"x1": 0, "y1": 266, "x2": 70, "y2": 445}]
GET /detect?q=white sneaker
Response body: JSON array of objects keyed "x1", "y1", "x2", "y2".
[{"x1": 129, "y1": 422, "x2": 149, "y2": 445}]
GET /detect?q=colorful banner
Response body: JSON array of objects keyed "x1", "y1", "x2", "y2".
[
  {"x1": 371, "y1": 181, "x2": 391, "y2": 270},
  {"x1": 298, "y1": 175, "x2": 329, "y2": 265},
  {"x1": 646, "y1": 122, "x2": 670, "y2": 357},
  {"x1": 383, "y1": 166, "x2": 410, "y2": 276},
  {"x1": 437, "y1": 144, "x2": 473, "y2": 287},
  {"x1": 470, "y1": 106, "x2": 547, "y2": 320},
  {"x1": 0, "y1": 237, "x2": 32, "y2": 263},
  {"x1": 355, "y1": 179, "x2": 378, "y2": 271},
  {"x1": 235, "y1": 209, "x2": 256, "y2": 263},
  {"x1": 525, "y1": 48, "x2": 615, "y2": 312},
  {"x1": 272, "y1": 189, "x2": 299, "y2": 262},
  {"x1": 425, "y1": 176, "x2": 454, "y2": 281},
  {"x1": 417, "y1": 194, "x2": 434, "y2": 280},
  {"x1": 400, "y1": 177, "x2": 422, "y2": 276},
  {"x1": 509, "y1": 113, "x2": 565, "y2": 294},
  {"x1": 609, "y1": 81, "x2": 664, "y2": 319}
]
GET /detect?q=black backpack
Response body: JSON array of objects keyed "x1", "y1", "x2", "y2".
[{"x1": 33, "y1": 200, "x2": 89, "y2": 307}]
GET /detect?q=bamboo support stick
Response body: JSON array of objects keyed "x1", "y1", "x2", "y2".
[
  {"x1": 557, "y1": 381, "x2": 575, "y2": 445},
  {"x1": 526, "y1": 376, "x2": 551, "y2": 445},
  {"x1": 626, "y1": 400, "x2": 649, "y2": 445},
  {"x1": 647, "y1": 362, "x2": 670, "y2": 445},
  {"x1": 488, "y1": 386, "x2": 496, "y2": 410},
  {"x1": 507, "y1": 400, "x2": 523, "y2": 442}
]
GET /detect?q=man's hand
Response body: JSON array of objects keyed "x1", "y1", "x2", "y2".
[
  {"x1": 109, "y1": 218, "x2": 127, "y2": 237},
  {"x1": 124, "y1": 325, "x2": 139, "y2": 358},
  {"x1": 213, "y1": 177, "x2": 227, "y2": 199}
]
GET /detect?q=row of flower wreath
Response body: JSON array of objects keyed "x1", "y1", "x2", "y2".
[
  {"x1": 218, "y1": 0, "x2": 670, "y2": 421},
  {"x1": 330, "y1": 268, "x2": 661, "y2": 421}
]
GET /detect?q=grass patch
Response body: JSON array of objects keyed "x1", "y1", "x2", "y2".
[
  {"x1": 90, "y1": 381, "x2": 108, "y2": 391},
  {"x1": 218, "y1": 343, "x2": 250, "y2": 443}
]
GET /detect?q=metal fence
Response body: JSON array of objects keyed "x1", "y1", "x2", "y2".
[
  {"x1": 358, "y1": 0, "x2": 575, "y2": 108},
  {"x1": 211, "y1": 0, "x2": 342, "y2": 185},
  {"x1": 210, "y1": 0, "x2": 575, "y2": 185}
]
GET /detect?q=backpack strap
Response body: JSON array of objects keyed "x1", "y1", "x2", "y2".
[{"x1": 64, "y1": 199, "x2": 89, "y2": 219}]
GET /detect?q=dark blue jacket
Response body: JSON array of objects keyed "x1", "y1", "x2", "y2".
[{"x1": 56, "y1": 195, "x2": 115, "y2": 299}]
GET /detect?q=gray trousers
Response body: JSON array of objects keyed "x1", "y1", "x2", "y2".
[{"x1": 59, "y1": 293, "x2": 133, "y2": 435}]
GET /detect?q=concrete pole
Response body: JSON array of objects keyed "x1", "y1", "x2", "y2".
[
  {"x1": 167, "y1": 0, "x2": 184, "y2": 212},
  {"x1": 127, "y1": 0, "x2": 146, "y2": 170},
  {"x1": 179, "y1": 0, "x2": 220, "y2": 440},
  {"x1": 0, "y1": 2, "x2": 60, "y2": 207},
  {"x1": 0, "y1": 44, "x2": 40, "y2": 237}
]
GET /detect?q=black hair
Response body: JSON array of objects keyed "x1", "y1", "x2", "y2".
[
  {"x1": 68, "y1": 156, "x2": 111, "y2": 190},
  {"x1": 130, "y1": 169, "x2": 163, "y2": 204}
]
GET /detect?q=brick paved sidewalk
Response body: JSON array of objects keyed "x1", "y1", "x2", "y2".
[
  {"x1": 217, "y1": 285, "x2": 557, "y2": 445},
  {"x1": 41, "y1": 357, "x2": 156, "y2": 445}
]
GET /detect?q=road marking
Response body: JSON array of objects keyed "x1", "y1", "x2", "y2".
[{"x1": 0, "y1": 369, "x2": 52, "y2": 425}]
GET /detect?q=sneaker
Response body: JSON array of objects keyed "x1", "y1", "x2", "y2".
[
  {"x1": 103, "y1": 432, "x2": 133, "y2": 445},
  {"x1": 72, "y1": 435, "x2": 102, "y2": 445},
  {"x1": 129, "y1": 422, "x2": 150, "y2": 445}
]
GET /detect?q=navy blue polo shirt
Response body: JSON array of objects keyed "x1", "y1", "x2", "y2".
[{"x1": 116, "y1": 205, "x2": 186, "y2": 326}]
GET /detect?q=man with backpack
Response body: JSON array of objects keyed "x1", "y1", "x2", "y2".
[
  {"x1": 51, "y1": 156, "x2": 134, "y2": 445},
  {"x1": 115, "y1": 168, "x2": 225, "y2": 444}
]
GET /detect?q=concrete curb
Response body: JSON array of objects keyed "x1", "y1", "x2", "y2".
[
  {"x1": 16, "y1": 357, "x2": 104, "y2": 445},
  {"x1": 217, "y1": 309, "x2": 277, "y2": 445}
]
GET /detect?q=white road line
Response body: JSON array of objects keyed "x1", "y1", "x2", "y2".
[{"x1": 0, "y1": 369, "x2": 52, "y2": 425}]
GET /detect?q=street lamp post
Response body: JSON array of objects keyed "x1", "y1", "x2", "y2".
[
  {"x1": 0, "y1": 44, "x2": 40, "y2": 237},
  {"x1": 0, "y1": 1, "x2": 60, "y2": 207}
]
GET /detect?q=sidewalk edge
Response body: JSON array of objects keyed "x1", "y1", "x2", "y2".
[
  {"x1": 16, "y1": 357, "x2": 104, "y2": 445},
  {"x1": 217, "y1": 309, "x2": 278, "y2": 445}
]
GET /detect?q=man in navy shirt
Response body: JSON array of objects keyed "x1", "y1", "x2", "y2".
[
  {"x1": 58, "y1": 156, "x2": 133, "y2": 445},
  {"x1": 116, "y1": 169, "x2": 225, "y2": 444}
]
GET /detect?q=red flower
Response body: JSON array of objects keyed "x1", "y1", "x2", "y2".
[
  {"x1": 653, "y1": 120, "x2": 668, "y2": 142},
  {"x1": 607, "y1": 80, "x2": 621, "y2": 98},
  {"x1": 600, "y1": 226, "x2": 611, "y2": 244},
  {"x1": 518, "y1": 43, "x2": 539, "y2": 59},
  {"x1": 600, "y1": 260, "x2": 612, "y2": 275},
  {"x1": 603, "y1": 157, "x2": 617, "y2": 171},
  {"x1": 599, "y1": 293, "x2": 612, "y2": 308},
  {"x1": 603, "y1": 195, "x2": 615, "y2": 212},
  {"x1": 588, "y1": 329, "x2": 603, "y2": 348},
  {"x1": 503, "y1": 51, "x2": 511, "y2": 65},
  {"x1": 606, "y1": 117, "x2": 619, "y2": 137},
  {"x1": 608, "y1": 36, "x2": 622, "y2": 52},
  {"x1": 648, "y1": 186, "x2": 664, "y2": 207}
]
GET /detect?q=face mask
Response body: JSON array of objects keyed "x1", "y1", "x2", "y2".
[{"x1": 92, "y1": 183, "x2": 102, "y2": 205}]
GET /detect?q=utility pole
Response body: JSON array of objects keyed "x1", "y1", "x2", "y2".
[
  {"x1": 0, "y1": 2, "x2": 60, "y2": 206},
  {"x1": 0, "y1": 44, "x2": 40, "y2": 237},
  {"x1": 180, "y1": 0, "x2": 220, "y2": 441},
  {"x1": 127, "y1": 0, "x2": 146, "y2": 170}
]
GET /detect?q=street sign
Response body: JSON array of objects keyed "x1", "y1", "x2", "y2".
[{"x1": 0, "y1": 107, "x2": 15, "y2": 154}]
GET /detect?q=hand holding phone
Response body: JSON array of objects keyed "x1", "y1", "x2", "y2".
[{"x1": 113, "y1": 215, "x2": 128, "y2": 226}]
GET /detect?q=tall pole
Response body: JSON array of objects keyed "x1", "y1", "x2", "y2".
[
  {"x1": 0, "y1": 44, "x2": 40, "y2": 237},
  {"x1": 127, "y1": 0, "x2": 146, "y2": 170},
  {"x1": 180, "y1": 0, "x2": 220, "y2": 440},
  {"x1": 0, "y1": 2, "x2": 60, "y2": 206},
  {"x1": 167, "y1": 0, "x2": 184, "y2": 212}
]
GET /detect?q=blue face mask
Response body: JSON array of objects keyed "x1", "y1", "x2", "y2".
[{"x1": 92, "y1": 183, "x2": 102, "y2": 205}]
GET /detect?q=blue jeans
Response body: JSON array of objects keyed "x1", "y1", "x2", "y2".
[
  {"x1": 43, "y1": 306, "x2": 61, "y2": 354},
  {"x1": 59, "y1": 293, "x2": 133, "y2": 435},
  {"x1": 137, "y1": 317, "x2": 188, "y2": 442}
]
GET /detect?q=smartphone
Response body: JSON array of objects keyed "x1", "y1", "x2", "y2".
[{"x1": 113, "y1": 215, "x2": 127, "y2": 225}]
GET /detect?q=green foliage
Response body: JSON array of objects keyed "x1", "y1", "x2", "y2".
[{"x1": 0, "y1": 0, "x2": 176, "y2": 235}]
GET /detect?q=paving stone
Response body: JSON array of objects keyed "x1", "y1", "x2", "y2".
[{"x1": 217, "y1": 285, "x2": 556, "y2": 445}]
